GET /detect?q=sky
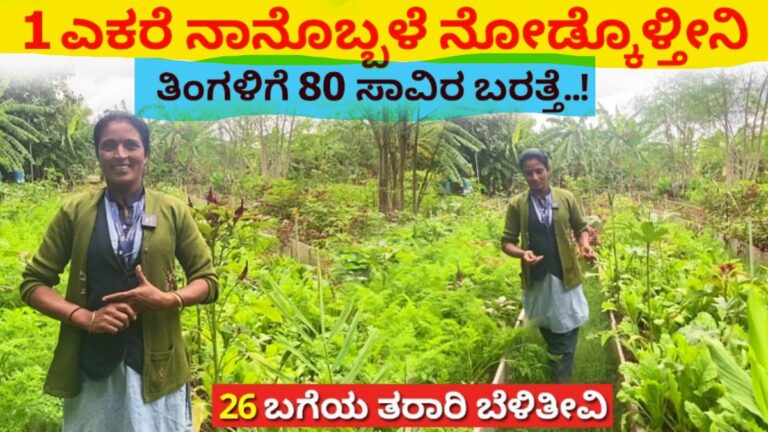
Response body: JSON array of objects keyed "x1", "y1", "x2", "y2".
[{"x1": 0, "y1": 54, "x2": 761, "y2": 121}]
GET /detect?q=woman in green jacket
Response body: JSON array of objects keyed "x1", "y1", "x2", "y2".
[
  {"x1": 501, "y1": 148, "x2": 596, "y2": 383},
  {"x1": 20, "y1": 112, "x2": 217, "y2": 431}
]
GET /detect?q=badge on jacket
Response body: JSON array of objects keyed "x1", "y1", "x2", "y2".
[{"x1": 142, "y1": 213, "x2": 157, "y2": 229}]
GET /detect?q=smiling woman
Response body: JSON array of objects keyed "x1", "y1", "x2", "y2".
[
  {"x1": 19, "y1": 112, "x2": 218, "y2": 431},
  {"x1": 94, "y1": 115, "x2": 149, "y2": 194}
]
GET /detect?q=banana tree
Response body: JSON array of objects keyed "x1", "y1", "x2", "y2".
[{"x1": 0, "y1": 83, "x2": 46, "y2": 172}]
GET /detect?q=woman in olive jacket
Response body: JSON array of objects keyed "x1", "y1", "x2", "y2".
[
  {"x1": 20, "y1": 112, "x2": 217, "y2": 431},
  {"x1": 501, "y1": 148, "x2": 596, "y2": 383}
]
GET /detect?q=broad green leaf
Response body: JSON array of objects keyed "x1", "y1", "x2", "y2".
[
  {"x1": 749, "y1": 288, "x2": 768, "y2": 422},
  {"x1": 250, "y1": 299, "x2": 282, "y2": 323},
  {"x1": 684, "y1": 401, "x2": 710, "y2": 431},
  {"x1": 706, "y1": 338, "x2": 764, "y2": 420},
  {"x1": 195, "y1": 222, "x2": 212, "y2": 237},
  {"x1": 599, "y1": 330, "x2": 614, "y2": 347},
  {"x1": 749, "y1": 357, "x2": 768, "y2": 425}
]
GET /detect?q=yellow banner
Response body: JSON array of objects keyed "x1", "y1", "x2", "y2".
[{"x1": 1, "y1": 0, "x2": 764, "y2": 68}]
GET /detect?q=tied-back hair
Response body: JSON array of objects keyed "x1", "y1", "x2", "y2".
[
  {"x1": 518, "y1": 148, "x2": 549, "y2": 171},
  {"x1": 93, "y1": 111, "x2": 151, "y2": 156}
]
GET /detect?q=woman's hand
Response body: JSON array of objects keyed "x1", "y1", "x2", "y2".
[
  {"x1": 577, "y1": 229, "x2": 598, "y2": 263},
  {"x1": 73, "y1": 303, "x2": 137, "y2": 334},
  {"x1": 522, "y1": 250, "x2": 544, "y2": 265},
  {"x1": 102, "y1": 265, "x2": 176, "y2": 312},
  {"x1": 579, "y1": 244, "x2": 597, "y2": 262}
]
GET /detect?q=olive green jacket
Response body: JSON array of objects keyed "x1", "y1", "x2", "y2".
[
  {"x1": 20, "y1": 188, "x2": 217, "y2": 402},
  {"x1": 501, "y1": 187, "x2": 588, "y2": 291}
]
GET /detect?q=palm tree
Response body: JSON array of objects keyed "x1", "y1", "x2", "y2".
[{"x1": 0, "y1": 83, "x2": 46, "y2": 173}]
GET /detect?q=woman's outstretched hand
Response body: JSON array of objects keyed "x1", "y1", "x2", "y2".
[
  {"x1": 522, "y1": 250, "x2": 544, "y2": 265},
  {"x1": 102, "y1": 265, "x2": 176, "y2": 312}
]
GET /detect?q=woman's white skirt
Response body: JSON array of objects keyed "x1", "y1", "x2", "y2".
[
  {"x1": 523, "y1": 273, "x2": 589, "y2": 333},
  {"x1": 63, "y1": 361, "x2": 191, "y2": 432}
]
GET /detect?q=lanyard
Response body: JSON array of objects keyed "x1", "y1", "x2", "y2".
[
  {"x1": 105, "y1": 191, "x2": 145, "y2": 267},
  {"x1": 532, "y1": 191, "x2": 553, "y2": 227}
]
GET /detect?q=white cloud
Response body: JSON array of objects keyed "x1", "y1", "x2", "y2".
[{"x1": 0, "y1": 54, "x2": 133, "y2": 117}]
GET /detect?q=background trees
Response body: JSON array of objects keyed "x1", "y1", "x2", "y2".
[
  {"x1": 3, "y1": 68, "x2": 767, "y2": 207},
  {"x1": 1, "y1": 75, "x2": 92, "y2": 183},
  {"x1": 0, "y1": 85, "x2": 42, "y2": 174}
]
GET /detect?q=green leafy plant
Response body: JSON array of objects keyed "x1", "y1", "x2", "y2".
[
  {"x1": 630, "y1": 217, "x2": 669, "y2": 342},
  {"x1": 706, "y1": 288, "x2": 768, "y2": 428},
  {"x1": 251, "y1": 266, "x2": 383, "y2": 384}
]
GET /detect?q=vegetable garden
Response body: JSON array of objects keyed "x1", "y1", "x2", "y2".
[{"x1": 2, "y1": 68, "x2": 768, "y2": 431}]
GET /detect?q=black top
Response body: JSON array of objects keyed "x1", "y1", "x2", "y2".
[
  {"x1": 527, "y1": 195, "x2": 563, "y2": 282},
  {"x1": 80, "y1": 196, "x2": 144, "y2": 379}
]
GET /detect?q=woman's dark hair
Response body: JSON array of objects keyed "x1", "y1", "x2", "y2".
[
  {"x1": 93, "y1": 112, "x2": 150, "y2": 156},
  {"x1": 518, "y1": 148, "x2": 549, "y2": 171}
]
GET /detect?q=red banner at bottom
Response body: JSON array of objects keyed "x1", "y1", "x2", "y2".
[{"x1": 212, "y1": 384, "x2": 613, "y2": 428}]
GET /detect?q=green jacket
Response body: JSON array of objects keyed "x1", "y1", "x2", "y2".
[
  {"x1": 501, "y1": 187, "x2": 588, "y2": 291},
  {"x1": 20, "y1": 188, "x2": 217, "y2": 402}
]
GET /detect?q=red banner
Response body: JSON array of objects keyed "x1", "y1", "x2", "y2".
[{"x1": 212, "y1": 384, "x2": 613, "y2": 428}]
